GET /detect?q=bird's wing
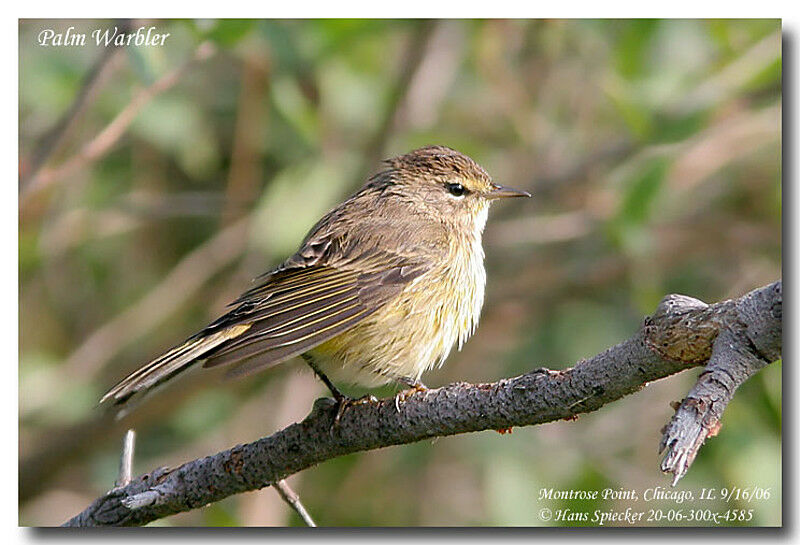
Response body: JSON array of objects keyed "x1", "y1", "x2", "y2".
[
  {"x1": 200, "y1": 260, "x2": 426, "y2": 372},
  {"x1": 101, "y1": 255, "x2": 428, "y2": 406}
]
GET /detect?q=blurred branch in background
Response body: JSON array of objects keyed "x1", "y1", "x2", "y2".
[
  {"x1": 63, "y1": 215, "x2": 250, "y2": 381},
  {"x1": 222, "y1": 47, "x2": 270, "y2": 224},
  {"x1": 665, "y1": 30, "x2": 781, "y2": 115},
  {"x1": 20, "y1": 40, "x2": 217, "y2": 215},
  {"x1": 355, "y1": 20, "x2": 437, "y2": 184},
  {"x1": 19, "y1": 20, "x2": 130, "y2": 191},
  {"x1": 491, "y1": 102, "x2": 780, "y2": 248},
  {"x1": 20, "y1": 214, "x2": 250, "y2": 504}
]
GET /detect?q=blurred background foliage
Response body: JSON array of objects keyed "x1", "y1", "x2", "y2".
[{"x1": 19, "y1": 19, "x2": 781, "y2": 526}]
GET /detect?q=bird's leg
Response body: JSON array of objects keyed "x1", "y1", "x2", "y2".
[
  {"x1": 302, "y1": 355, "x2": 375, "y2": 426},
  {"x1": 394, "y1": 377, "x2": 428, "y2": 412},
  {"x1": 302, "y1": 355, "x2": 347, "y2": 402}
]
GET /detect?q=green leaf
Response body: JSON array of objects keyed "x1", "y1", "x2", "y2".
[
  {"x1": 617, "y1": 156, "x2": 670, "y2": 227},
  {"x1": 130, "y1": 95, "x2": 220, "y2": 180},
  {"x1": 651, "y1": 110, "x2": 708, "y2": 144},
  {"x1": 19, "y1": 229, "x2": 41, "y2": 277},
  {"x1": 202, "y1": 500, "x2": 240, "y2": 527},
  {"x1": 168, "y1": 390, "x2": 236, "y2": 436},
  {"x1": 744, "y1": 56, "x2": 782, "y2": 93},
  {"x1": 606, "y1": 156, "x2": 670, "y2": 255},
  {"x1": 270, "y1": 75, "x2": 320, "y2": 147},
  {"x1": 252, "y1": 159, "x2": 349, "y2": 258},
  {"x1": 614, "y1": 19, "x2": 659, "y2": 79},
  {"x1": 260, "y1": 20, "x2": 304, "y2": 72},
  {"x1": 203, "y1": 19, "x2": 255, "y2": 47}
]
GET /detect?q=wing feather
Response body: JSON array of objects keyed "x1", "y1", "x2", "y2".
[
  {"x1": 99, "y1": 324, "x2": 251, "y2": 405},
  {"x1": 205, "y1": 305, "x2": 372, "y2": 376},
  {"x1": 102, "y1": 260, "x2": 427, "y2": 406},
  {"x1": 201, "y1": 262, "x2": 424, "y2": 371}
]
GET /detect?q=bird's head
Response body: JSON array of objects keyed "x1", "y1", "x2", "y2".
[{"x1": 376, "y1": 145, "x2": 531, "y2": 234}]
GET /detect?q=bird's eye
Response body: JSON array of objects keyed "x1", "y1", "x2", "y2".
[{"x1": 445, "y1": 182, "x2": 467, "y2": 197}]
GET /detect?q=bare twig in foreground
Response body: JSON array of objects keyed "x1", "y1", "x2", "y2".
[
  {"x1": 64, "y1": 281, "x2": 781, "y2": 527},
  {"x1": 273, "y1": 479, "x2": 316, "y2": 527},
  {"x1": 115, "y1": 430, "x2": 136, "y2": 488}
]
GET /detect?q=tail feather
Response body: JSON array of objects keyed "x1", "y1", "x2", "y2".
[{"x1": 100, "y1": 324, "x2": 251, "y2": 406}]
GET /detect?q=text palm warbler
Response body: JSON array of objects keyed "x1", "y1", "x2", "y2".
[{"x1": 102, "y1": 146, "x2": 530, "y2": 409}]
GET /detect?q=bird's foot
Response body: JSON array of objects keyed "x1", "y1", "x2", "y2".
[
  {"x1": 332, "y1": 393, "x2": 379, "y2": 428},
  {"x1": 394, "y1": 381, "x2": 428, "y2": 412},
  {"x1": 303, "y1": 355, "x2": 374, "y2": 428}
]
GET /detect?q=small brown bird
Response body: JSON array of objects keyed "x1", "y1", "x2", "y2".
[{"x1": 101, "y1": 146, "x2": 530, "y2": 411}]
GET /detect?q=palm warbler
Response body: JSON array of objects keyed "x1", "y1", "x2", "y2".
[{"x1": 101, "y1": 146, "x2": 530, "y2": 409}]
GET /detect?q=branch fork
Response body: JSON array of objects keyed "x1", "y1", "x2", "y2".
[{"x1": 657, "y1": 282, "x2": 780, "y2": 484}]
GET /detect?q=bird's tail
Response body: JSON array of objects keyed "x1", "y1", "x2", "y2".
[{"x1": 100, "y1": 324, "x2": 252, "y2": 407}]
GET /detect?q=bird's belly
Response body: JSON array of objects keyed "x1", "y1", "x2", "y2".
[{"x1": 307, "y1": 257, "x2": 486, "y2": 388}]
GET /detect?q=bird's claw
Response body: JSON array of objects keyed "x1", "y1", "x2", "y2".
[
  {"x1": 332, "y1": 394, "x2": 379, "y2": 428},
  {"x1": 394, "y1": 383, "x2": 428, "y2": 412}
]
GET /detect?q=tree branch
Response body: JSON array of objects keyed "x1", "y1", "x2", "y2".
[
  {"x1": 658, "y1": 282, "x2": 782, "y2": 484},
  {"x1": 64, "y1": 281, "x2": 781, "y2": 527}
]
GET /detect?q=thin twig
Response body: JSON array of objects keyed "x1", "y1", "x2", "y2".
[
  {"x1": 273, "y1": 479, "x2": 317, "y2": 527},
  {"x1": 21, "y1": 41, "x2": 217, "y2": 210},
  {"x1": 115, "y1": 429, "x2": 136, "y2": 488},
  {"x1": 222, "y1": 50, "x2": 270, "y2": 224}
]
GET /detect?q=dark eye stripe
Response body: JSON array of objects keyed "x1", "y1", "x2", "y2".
[{"x1": 445, "y1": 182, "x2": 468, "y2": 197}]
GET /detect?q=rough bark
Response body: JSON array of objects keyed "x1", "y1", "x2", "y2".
[
  {"x1": 658, "y1": 281, "x2": 782, "y2": 482},
  {"x1": 64, "y1": 280, "x2": 782, "y2": 527}
]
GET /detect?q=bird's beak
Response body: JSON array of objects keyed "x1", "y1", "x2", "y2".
[{"x1": 486, "y1": 184, "x2": 532, "y2": 200}]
